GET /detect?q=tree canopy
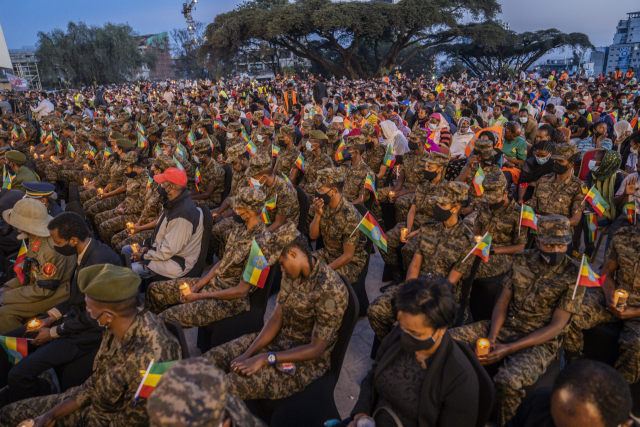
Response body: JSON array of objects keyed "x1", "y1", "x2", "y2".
[
  {"x1": 199, "y1": 0, "x2": 500, "y2": 79},
  {"x1": 439, "y1": 22, "x2": 593, "y2": 76},
  {"x1": 36, "y1": 22, "x2": 157, "y2": 88}
]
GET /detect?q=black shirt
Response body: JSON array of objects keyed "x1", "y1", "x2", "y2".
[{"x1": 566, "y1": 114, "x2": 589, "y2": 139}]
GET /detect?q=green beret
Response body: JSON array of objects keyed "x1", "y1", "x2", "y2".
[
  {"x1": 228, "y1": 187, "x2": 266, "y2": 211},
  {"x1": 538, "y1": 215, "x2": 571, "y2": 245},
  {"x1": 481, "y1": 171, "x2": 507, "y2": 203},
  {"x1": 109, "y1": 131, "x2": 125, "y2": 140},
  {"x1": 308, "y1": 130, "x2": 326, "y2": 140},
  {"x1": 116, "y1": 138, "x2": 135, "y2": 149},
  {"x1": 78, "y1": 264, "x2": 140, "y2": 303},
  {"x1": 6, "y1": 150, "x2": 26, "y2": 164}
]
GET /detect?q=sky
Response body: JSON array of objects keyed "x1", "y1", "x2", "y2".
[{"x1": 0, "y1": 0, "x2": 639, "y2": 51}]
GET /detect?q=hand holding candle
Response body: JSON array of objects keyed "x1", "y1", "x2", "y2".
[
  {"x1": 476, "y1": 338, "x2": 490, "y2": 356},
  {"x1": 27, "y1": 318, "x2": 42, "y2": 331},
  {"x1": 179, "y1": 283, "x2": 191, "y2": 296},
  {"x1": 130, "y1": 243, "x2": 140, "y2": 253},
  {"x1": 613, "y1": 289, "x2": 629, "y2": 309},
  {"x1": 400, "y1": 227, "x2": 408, "y2": 242}
]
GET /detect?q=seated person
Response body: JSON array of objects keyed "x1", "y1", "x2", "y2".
[
  {"x1": 0, "y1": 264, "x2": 182, "y2": 427},
  {"x1": 517, "y1": 140, "x2": 555, "y2": 204},
  {"x1": 130, "y1": 167, "x2": 204, "y2": 279},
  {"x1": 349, "y1": 278, "x2": 480, "y2": 427},
  {"x1": 506, "y1": 360, "x2": 636, "y2": 427},
  {"x1": 449, "y1": 215, "x2": 583, "y2": 426},
  {"x1": 609, "y1": 153, "x2": 640, "y2": 250},
  {"x1": 22, "y1": 182, "x2": 64, "y2": 217},
  {"x1": 203, "y1": 225, "x2": 348, "y2": 400},
  {"x1": 188, "y1": 139, "x2": 226, "y2": 209},
  {"x1": 3, "y1": 150, "x2": 39, "y2": 193},
  {"x1": 368, "y1": 181, "x2": 476, "y2": 340},
  {"x1": 145, "y1": 187, "x2": 270, "y2": 328},
  {"x1": 576, "y1": 121, "x2": 613, "y2": 153},
  {"x1": 501, "y1": 122, "x2": 527, "y2": 188}
]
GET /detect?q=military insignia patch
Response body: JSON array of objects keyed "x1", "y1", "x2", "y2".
[{"x1": 42, "y1": 262, "x2": 57, "y2": 277}]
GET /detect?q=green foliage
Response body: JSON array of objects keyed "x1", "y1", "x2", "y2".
[
  {"x1": 171, "y1": 22, "x2": 209, "y2": 79},
  {"x1": 35, "y1": 22, "x2": 155, "y2": 89},
  {"x1": 200, "y1": 0, "x2": 499, "y2": 79}
]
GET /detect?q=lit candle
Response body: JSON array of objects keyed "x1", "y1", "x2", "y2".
[
  {"x1": 17, "y1": 420, "x2": 35, "y2": 427},
  {"x1": 83, "y1": 178, "x2": 88, "y2": 185},
  {"x1": 126, "y1": 222, "x2": 134, "y2": 229},
  {"x1": 614, "y1": 289, "x2": 629, "y2": 308},
  {"x1": 389, "y1": 190, "x2": 395, "y2": 199},
  {"x1": 30, "y1": 146, "x2": 34, "y2": 152},
  {"x1": 33, "y1": 153, "x2": 38, "y2": 159},
  {"x1": 400, "y1": 228, "x2": 408, "y2": 241},
  {"x1": 97, "y1": 188, "x2": 103, "y2": 195},
  {"x1": 84, "y1": 164, "x2": 91, "y2": 171},
  {"x1": 27, "y1": 318, "x2": 41, "y2": 331},
  {"x1": 476, "y1": 338, "x2": 490, "y2": 356},
  {"x1": 130, "y1": 243, "x2": 140, "y2": 253},
  {"x1": 179, "y1": 283, "x2": 191, "y2": 296},
  {"x1": 475, "y1": 235, "x2": 482, "y2": 243}
]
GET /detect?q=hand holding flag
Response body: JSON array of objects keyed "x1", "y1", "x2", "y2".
[
  {"x1": 583, "y1": 186, "x2": 609, "y2": 216},
  {"x1": 572, "y1": 255, "x2": 605, "y2": 300}
]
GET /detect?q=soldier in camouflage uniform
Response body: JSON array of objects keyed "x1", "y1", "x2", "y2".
[
  {"x1": 368, "y1": 181, "x2": 476, "y2": 340},
  {"x1": 456, "y1": 138, "x2": 504, "y2": 213},
  {"x1": 59, "y1": 129, "x2": 96, "y2": 187},
  {"x1": 158, "y1": 135, "x2": 195, "y2": 190},
  {"x1": 310, "y1": 167, "x2": 367, "y2": 284},
  {"x1": 0, "y1": 264, "x2": 181, "y2": 427},
  {"x1": 193, "y1": 119, "x2": 223, "y2": 160},
  {"x1": 254, "y1": 125, "x2": 274, "y2": 158},
  {"x1": 379, "y1": 130, "x2": 431, "y2": 223},
  {"x1": 14, "y1": 114, "x2": 38, "y2": 155},
  {"x1": 203, "y1": 223, "x2": 349, "y2": 401},
  {"x1": 565, "y1": 225, "x2": 640, "y2": 384},
  {"x1": 44, "y1": 124, "x2": 77, "y2": 183},
  {"x1": 298, "y1": 130, "x2": 334, "y2": 198},
  {"x1": 473, "y1": 171, "x2": 528, "y2": 279},
  {"x1": 449, "y1": 215, "x2": 583, "y2": 426},
  {"x1": 274, "y1": 124, "x2": 300, "y2": 179},
  {"x1": 249, "y1": 110, "x2": 264, "y2": 141},
  {"x1": 189, "y1": 139, "x2": 225, "y2": 209},
  {"x1": 224, "y1": 122, "x2": 245, "y2": 158},
  {"x1": 381, "y1": 151, "x2": 449, "y2": 279},
  {"x1": 324, "y1": 124, "x2": 343, "y2": 161},
  {"x1": 342, "y1": 135, "x2": 376, "y2": 206},
  {"x1": 147, "y1": 358, "x2": 267, "y2": 427},
  {"x1": 146, "y1": 187, "x2": 271, "y2": 328},
  {"x1": 79, "y1": 128, "x2": 112, "y2": 205},
  {"x1": 361, "y1": 122, "x2": 389, "y2": 182},
  {"x1": 95, "y1": 151, "x2": 148, "y2": 246}
]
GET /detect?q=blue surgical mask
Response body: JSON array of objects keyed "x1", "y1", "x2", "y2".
[
  {"x1": 588, "y1": 160, "x2": 599, "y2": 171},
  {"x1": 536, "y1": 156, "x2": 550, "y2": 165}
]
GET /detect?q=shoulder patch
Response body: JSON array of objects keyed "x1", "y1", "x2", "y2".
[
  {"x1": 31, "y1": 240, "x2": 41, "y2": 253},
  {"x1": 42, "y1": 262, "x2": 57, "y2": 277},
  {"x1": 324, "y1": 298, "x2": 336, "y2": 311}
]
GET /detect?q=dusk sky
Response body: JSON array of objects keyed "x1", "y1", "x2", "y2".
[{"x1": 1, "y1": 0, "x2": 639, "y2": 52}]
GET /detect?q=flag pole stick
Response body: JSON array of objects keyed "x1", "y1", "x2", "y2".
[
  {"x1": 581, "y1": 185, "x2": 594, "y2": 205},
  {"x1": 349, "y1": 215, "x2": 366, "y2": 238},
  {"x1": 463, "y1": 232, "x2": 487, "y2": 263},
  {"x1": 572, "y1": 256, "x2": 584, "y2": 300},
  {"x1": 134, "y1": 360, "x2": 154, "y2": 406},
  {"x1": 518, "y1": 204, "x2": 523, "y2": 236}
]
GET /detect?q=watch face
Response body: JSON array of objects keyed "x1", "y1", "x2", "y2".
[{"x1": 268, "y1": 354, "x2": 276, "y2": 363}]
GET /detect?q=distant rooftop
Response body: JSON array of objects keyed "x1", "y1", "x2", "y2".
[{"x1": 8, "y1": 46, "x2": 36, "y2": 54}]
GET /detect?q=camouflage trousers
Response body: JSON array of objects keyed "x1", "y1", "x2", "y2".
[
  {"x1": 0, "y1": 387, "x2": 86, "y2": 427},
  {"x1": 367, "y1": 285, "x2": 399, "y2": 340},
  {"x1": 379, "y1": 222, "x2": 420, "y2": 271},
  {"x1": 96, "y1": 211, "x2": 138, "y2": 247},
  {"x1": 44, "y1": 163, "x2": 72, "y2": 183},
  {"x1": 565, "y1": 290, "x2": 640, "y2": 384},
  {"x1": 377, "y1": 187, "x2": 415, "y2": 224},
  {"x1": 59, "y1": 169, "x2": 96, "y2": 188},
  {"x1": 79, "y1": 188, "x2": 98, "y2": 205},
  {"x1": 145, "y1": 278, "x2": 247, "y2": 328},
  {"x1": 314, "y1": 247, "x2": 365, "y2": 285},
  {"x1": 85, "y1": 194, "x2": 125, "y2": 228},
  {"x1": 449, "y1": 320, "x2": 558, "y2": 426},
  {"x1": 203, "y1": 332, "x2": 328, "y2": 400},
  {"x1": 193, "y1": 198, "x2": 216, "y2": 210},
  {"x1": 114, "y1": 229, "x2": 154, "y2": 253},
  {"x1": 210, "y1": 217, "x2": 239, "y2": 260}
]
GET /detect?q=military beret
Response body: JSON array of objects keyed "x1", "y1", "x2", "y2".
[
  {"x1": 265, "y1": 222, "x2": 301, "y2": 265},
  {"x1": 78, "y1": 264, "x2": 140, "y2": 303},
  {"x1": 147, "y1": 358, "x2": 228, "y2": 427},
  {"x1": 227, "y1": 122, "x2": 243, "y2": 132},
  {"x1": 315, "y1": 167, "x2": 345, "y2": 190},
  {"x1": 161, "y1": 137, "x2": 177, "y2": 147},
  {"x1": 411, "y1": 129, "x2": 428, "y2": 139},
  {"x1": 146, "y1": 124, "x2": 159, "y2": 135},
  {"x1": 431, "y1": 181, "x2": 469, "y2": 204},
  {"x1": 272, "y1": 113, "x2": 286, "y2": 122},
  {"x1": 278, "y1": 124, "x2": 294, "y2": 136},
  {"x1": 226, "y1": 143, "x2": 247, "y2": 164},
  {"x1": 481, "y1": 171, "x2": 508, "y2": 203},
  {"x1": 425, "y1": 151, "x2": 450, "y2": 166},
  {"x1": 474, "y1": 139, "x2": 497, "y2": 156},
  {"x1": 248, "y1": 150, "x2": 273, "y2": 176},
  {"x1": 109, "y1": 131, "x2": 125, "y2": 141},
  {"x1": 193, "y1": 139, "x2": 212, "y2": 153},
  {"x1": 116, "y1": 138, "x2": 135, "y2": 149},
  {"x1": 152, "y1": 154, "x2": 175, "y2": 172},
  {"x1": 229, "y1": 187, "x2": 266, "y2": 211},
  {"x1": 537, "y1": 214, "x2": 571, "y2": 245},
  {"x1": 308, "y1": 130, "x2": 326, "y2": 140},
  {"x1": 551, "y1": 143, "x2": 578, "y2": 161},
  {"x1": 6, "y1": 150, "x2": 26, "y2": 164},
  {"x1": 90, "y1": 128, "x2": 106, "y2": 139},
  {"x1": 120, "y1": 150, "x2": 139, "y2": 166},
  {"x1": 259, "y1": 125, "x2": 274, "y2": 136},
  {"x1": 76, "y1": 129, "x2": 90, "y2": 140},
  {"x1": 345, "y1": 135, "x2": 365, "y2": 147},
  {"x1": 252, "y1": 110, "x2": 264, "y2": 119},
  {"x1": 360, "y1": 122, "x2": 376, "y2": 137}
]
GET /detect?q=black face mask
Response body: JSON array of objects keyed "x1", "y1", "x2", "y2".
[
  {"x1": 158, "y1": 184, "x2": 170, "y2": 198},
  {"x1": 338, "y1": 150, "x2": 352, "y2": 161},
  {"x1": 423, "y1": 170, "x2": 439, "y2": 181},
  {"x1": 274, "y1": 124, "x2": 282, "y2": 131},
  {"x1": 481, "y1": 158, "x2": 494, "y2": 167},
  {"x1": 401, "y1": 331, "x2": 437, "y2": 353},
  {"x1": 540, "y1": 250, "x2": 565, "y2": 266},
  {"x1": 252, "y1": 120, "x2": 259, "y2": 126},
  {"x1": 54, "y1": 243, "x2": 77, "y2": 257},
  {"x1": 314, "y1": 190, "x2": 333, "y2": 206},
  {"x1": 365, "y1": 141, "x2": 374, "y2": 150},
  {"x1": 112, "y1": 152, "x2": 120, "y2": 161},
  {"x1": 277, "y1": 139, "x2": 288, "y2": 148},
  {"x1": 149, "y1": 170, "x2": 155, "y2": 178},
  {"x1": 408, "y1": 141, "x2": 420, "y2": 151},
  {"x1": 433, "y1": 205, "x2": 453, "y2": 222},
  {"x1": 232, "y1": 211, "x2": 246, "y2": 224},
  {"x1": 124, "y1": 171, "x2": 137, "y2": 179},
  {"x1": 553, "y1": 162, "x2": 570, "y2": 175},
  {"x1": 490, "y1": 197, "x2": 505, "y2": 211},
  {"x1": 88, "y1": 311, "x2": 108, "y2": 329}
]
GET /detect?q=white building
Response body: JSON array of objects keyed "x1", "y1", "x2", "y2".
[
  {"x1": 604, "y1": 11, "x2": 640, "y2": 74},
  {"x1": 0, "y1": 24, "x2": 13, "y2": 90}
]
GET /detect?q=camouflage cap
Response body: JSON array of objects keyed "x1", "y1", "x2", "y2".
[
  {"x1": 345, "y1": 135, "x2": 365, "y2": 147},
  {"x1": 0, "y1": 130, "x2": 9, "y2": 140},
  {"x1": 54, "y1": 106, "x2": 65, "y2": 113},
  {"x1": 481, "y1": 171, "x2": 508, "y2": 203},
  {"x1": 308, "y1": 130, "x2": 326, "y2": 140},
  {"x1": 121, "y1": 123, "x2": 133, "y2": 134},
  {"x1": 146, "y1": 124, "x2": 159, "y2": 135},
  {"x1": 192, "y1": 139, "x2": 212, "y2": 153},
  {"x1": 152, "y1": 154, "x2": 175, "y2": 172},
  {"x1": 120, "y1": 150, "x2": 139, "y2": 166},
  {"x1": 116, "y1": 138, "x2": 135, "y2": 149},
  {"x1": 90, "y1": 128, "x2": 106, "y2": 139},
  {"x1": 228, "y1": 110, "x2": 241, "y2": 119},
  {"x1": 474, "y1": 139, "x2": 497, "y2": 156},
  {"x1": 97, "y1": 105, "x2": 107, "y2": 111},
  {"x1": 301, "y1": 119, "x2": 314, "y2": 131},
  {"x1": 197, "y1": 119, "x2": 212, "y2": 127},
  {"x1": 226, "y1": 143, "x2": 247, "y2": 164},
  {"x1": 551, "y1": 143, "x2": 578, "y2": 161},
  {"x1": 147, "y1": 358, "x2": 228, "y2": 427},
  {"x1": 81, "y1": 116, "x2": 93, "y2": 125},
  {"x1": 53, "y1": 123, "x2": 64, "y2": 133},
  {"x1": 272, "y1": 112, "x2": 286, "y2": 122},
  {"x1": 411, "y1": 129, "x2": 429, "y2": 140},
  {"x1": 94, "y1": 117, "x2": 106, "y2": 126},
  {"x1": 156, "y1": 112, "x2": 168, "y2": 122},
  {"x1": 315, "y1": 167, "x2": 345, "y2": 190},
  {"x1": 161, "y1": 137, "x2": 177, "y2": 147},
  {"x1": 252, "y1": 110, "x2": 264, "y2": 119},
  {"x1": 109, "y1": 119, "x2": 123, "y2": 128},
  {"x1": 360, "y1": 122, "x2": 376, "y2": 137},
  {"x1": 227, "y1": 122, "x2": 243, "y2": 132},
  {"x1": 537, "y1": 214, "x2": 571, "y2": 245},
  {"x1": 165, "y1": 125, "x2": 180, "y2": 134},
  {"x1": 177, "y1": 116, "x2": 189, "y2": 125},
  {"x1": 265, "y1": 222, "x2": 301, "y2": 265},
  {"x1": 431, "y1": 181, "x2": 469, "y2": 204},
  {"x1": 259, "y1": 125, "x2": 274, "y2": 136},
  {"x1": 425, "y1": 151, "x2": 450, "y2": 166},
  {"x1": 168, "y1": 106, "x2": 178, "y2": 113},
  {"x1": 278, "y1": 124, "x2": 295, "y2": 136},
  {"x1": 228, "y1": 187, "x2": 266, "y2": 211},
  {"x1": 178, "y1": 106, "x2": 188, "y2": 114},
  {"x1": 326, "y1": 124, "x2": 340, "y2": 137},
  {"x1": 76, "y1": 129, "x2": 90, "y2": 140},
  {"x1": 248, "y1": 150, "x2": 273, "y2": 176}
]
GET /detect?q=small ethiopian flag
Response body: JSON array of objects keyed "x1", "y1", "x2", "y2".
[
  {"x1": 134, "y1": 360, "x2": 176, "y2": 402},
  {"x1": 265, "y1": 196, "x2": 276, "y2": 210},
  {"x1": 245, "y1": 140, "x2": 258, "y2": 157},
  {"x1": 473, "y1": 165, "x2": 485, "y2": 196},
  {"x1": 282, "y1": 173, "x2": 293, "y2": 187},
  {"x1": 623, "y1": 201, "x2": 636, "y2": 225},
  {"x1": 260, "y1": 206, "x2": 271, "y2": 224},
  {"x1": 186, "y1": 131, "x2": 196, "y2": 147},
  {"x1": 272, "y1": 144, "x2": 280, "y2": 158},
  {"x1": 572, "y1": 255, "x2": 605, "y2": 300},
  {"x1": 519, "y1": 204, "x2": 538, "y2": 234},
  {"x1": 365, "y1": 173, "x2": 378, "y2": 201},
  {"x1": 67, "y1": 142, "x2": 76, "y2": 159},
  {"x1": 583, "y1": 186, "x2": 609, "y2": 216},
  {"x1": 382, "y1": 144, "x2": 396, "y2": 168},
  {"x1": 243, "y1": 238, "x2": 270, "y2": 288},
  {"x1": 294, "y1": 153, "x2": 306, "y2": 172},
  {"x1": 194, "y1": 167, "x2": 201, "y2": 193},
  {"x1": 137, "y1": 132, "x2": 148, "y2": 148},
  {"x1": 353, "y1": 211, "x2": 387, "y2": 252},
  {"x1": 173, "y1": 156, "x2": 184, "y2": 171},
  {"x1": 146, "y1": 176, "x2": 153, "y2": 191},
  {"x1": 464, "y1": 232, "x2": 492, "y2": 263},
  {"x1": 585, "y1": 213, "x2": 598, "y2": 243},
  {"x1": 0, "y1": 336, "x2": 28, "y2": 365},
  {"x1": 14, "y1": 240, "x2": 27, "y2": 284},
  {"x1": 104, "y1": 147, "x2": 112, "y2": 160},
  {"x1": 335, "y1": 150, "x2": 350, "y2": 162}
]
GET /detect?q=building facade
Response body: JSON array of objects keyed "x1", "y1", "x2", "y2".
[
  {"x1": 604, "y1": 11, "x2": 640, "y2": 75},
  {"x1": 136, "y1": 33, "x2": 175, "y2": 81},
  {"x1": 8, "y1": 47, "x2": 42, "y2": 91}
]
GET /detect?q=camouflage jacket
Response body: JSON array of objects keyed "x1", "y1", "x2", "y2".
[
  {"x1": 529, "y1": 173, "x2": 586, "y2": 218},
  {"x1": 402, "y1": 149, "x2": 430, "y2": 189},
  {"x1": 262, "y1": 176, "x2": 300, "y2": 226},
  {"x1": 121, "y1": 169, "x2": 149, "y2": 213},
  {"x1": 275, "y1": 146, "x2": 301, "y2": 179},
  {"x1": 318, "y1": 196, "x2": 366, "y2": 264},
  {"x1": 138, "y1": 181, "x2": 162, "y2": 225},
  {"x1": 410, "y1": 179, "x2": 445, "y2": 228},
  {"x1": 606, "y1": 226, "x2": 640, "y2": 306},
  {"x1": 197, "y1": 159, "x2": 226, "y2": 207},
  {"x1": 300, "y1": 152, "x2": 334, "y2": 195},
  {"x1": 363, "y1": 142, "x2": 387, "y2": 175},
  {"x1": 343, "y1": 159, "x2": 375, "y2": 203}
]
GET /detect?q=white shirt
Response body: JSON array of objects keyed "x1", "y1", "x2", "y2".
[
  {"x1": 615, "y1": 172, "x2": 640, "y2": 204},
  {"x1": 163, "y1": 91, "x2": 174, "y2": 104},
  {"x1": 626, "y1": 153, "x2": 638, "y2": 172},
  {"x1": 30, "y1": 99, "x2": 54, "y2": 120},
  {"x1": 478, "y1": 106, "x2": 493, "y2": 123}
]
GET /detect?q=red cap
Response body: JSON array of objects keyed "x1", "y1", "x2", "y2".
[{"x1": 153, "y1": 167, "x2": 187, "y2": 187}]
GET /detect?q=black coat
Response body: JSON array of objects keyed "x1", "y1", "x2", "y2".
[
  {"x1": 313, "y1": 81, "x2": 327, "y2": 101},
  {"x1": 0, "y1": 188, "x2": 25, "y2": 214},
  {"x1": 52, "y1": 239, "x2": 122, "y2": 347},
  {"x1": 351, "y1": 326, "x2": 480, "y2": 427}
]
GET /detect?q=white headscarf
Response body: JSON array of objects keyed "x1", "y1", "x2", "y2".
[
  {"x1": 380, "y1": 120, "x2": 409, "y2": 155},
  {"x1": 380, "y1": 120, "x2": 401, "y2": 141}
]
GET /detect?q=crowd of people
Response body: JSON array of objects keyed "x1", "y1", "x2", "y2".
[{"x1": 0, "y1": 65, "x2": 637, "y2": 427}]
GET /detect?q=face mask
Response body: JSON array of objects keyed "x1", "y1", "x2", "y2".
[
  {"x1": 20, "y1": 123, "x2": 26, "y2": 128},
  {"x1": 274, "y1": 124, "x2": 282, "y2": 131},
  {"x1": 277, "y1": 138, "x2": 288, "y2": 148},
  {"x1": 536, "y1": 156, "x2": 549, "y2": 165},
  {"x1": 226, "y1": 133, "x2": 234, "y2": 139},
  {"x1": 490, "y1": 197, "x2": 505, "y2": 211},
  {"x1": 306, "y1": 141, "x2": 314, "y2": 151},
  {"x1": 232, "y1": 211, "x2": 247, "y2": 224},
  {"x1": 250, "y1": 176, "x2": 264, "y2": 189},
  {"x1": 423, "y1": 170, "x2": 439, "y2": 181},
  {"x1": 88, "y1": 311, "x2": 108, "y2": 329},
  {"x1": 519, "y1": 117, "x2": 527, "y2": 124},
  {"x1": 433, "y1": 205, "x2": 453, "y2": 222},
  {"x1": 552, "y1": 162, "x2": 570, "y2": 175},
  {"x1": 437, "y1": 104, "x2": 444, "y2": 109},
  {"x1": 401, "y1": 330, "x2": 436, "y2": 353},
  {"x1": 568, "y1": 114, "x2": 575, "y2": 119},
  {"x1": 482, "y1": 158, "x2": 494, "y2": 167},
  {"x1": 83, "y1": 126, "x2": 91, "y2": 131},
  {"x1": 408, "y1": 141, "x2": 420, "y2": 151},
  {"x1": 125, "y1": 170, "x2": 137, "y2": 178},
  {"x1": 193, "y1": 155, "x2": 200, "y2": 164},
  {"x1": 622, "y1": 99, "x2": 628, "y2": 105},
  {"x1": 365, "y1": 141, "x2": 374, "y2": 150},
  {"x1": 314, "y1": 189, "x2": 333, "y2": 206},
  {"x1": 158, "y1": 184, "x2": 170, "y2": 198},
  {"x1": 257, "y1": 135, "x2": 264, "y2": 142},
  {"x1": 135, "y1": 108, "x2": 140, "y2": 112},
  {"x1": 252, "y1": 120, "x2": 259, "y2": 126},
  {"x1": 161, "y1": 123, "x2": 168, "y2": 127},
  {"x1": 54, "y1": 242, "x2": 77, "y2": 256},
  {"x1": 428, "y1": 123, "x2": 437, "y2": 130},
  {"x1": 540, "y1": 250, "x2": 564, "y2": 266},
  {"x1": 588, "y1": 160, "x2": 599, "y2": 171},
  {"x1": 578, "y1": 109, "x2": 586, "y2": 115},
  {"x1": 631, "y1": 147, "x2": 638, "y2": 155}
]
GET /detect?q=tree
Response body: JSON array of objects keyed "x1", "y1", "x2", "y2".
[
  {"x1": 439, "y1": 22, "x2": 593, "y2": 76},
  {"x1": 171, "y1": 22, "x2": 209, "y2": 79},
  {"x1": 35, "y1": 22, "x2": 157, "y2": 88},
  {"x1": 199, "y1": 0, "x2": 500, "y2": 79}
]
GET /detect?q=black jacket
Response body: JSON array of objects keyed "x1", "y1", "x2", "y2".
[
  {"x1": 52, "y1": 239, "x2": 122, "y2": 347},
  {"x1": 313, "y1": 80, "x2": 327, "y2": 101},
  {"x1": 0, "y1": 188, "x2": 25, "y2": 214},
  {"x1": 351, "y1": 326, "x2": 480, "y2": 427}
]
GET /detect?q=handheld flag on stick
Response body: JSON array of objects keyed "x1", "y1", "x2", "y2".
[
  {"x1": 134, "y1": 360, "x2": 176, "y2": 403},
  {"x1": 186, "y1": 131, "x2": 196, "y2": 147},
  {"x1": 583, "y1": 186, "x2": 609, "y2": 216},
  {"x1": 352, "y1": 211, "x2": 387, "y2": 252},
  {"x1": 243, "y1": 238, "x2": 270, "y2": 288},
  {"x1": 154, "y1": 145, "x2": 162, "y2": 158},
  {"x1": 383, "y1": 144, "x2": 396, "y2": 168},
  {"x1": 173, "y1": 156, "x2": 184, "y2": 171},
  {"x1": 240, "y1": 128, "x2": 249, "y2": 142},
  {"x1": 0, "y1": 336, "x2": 28, "y2": 365},
  {"x1": 365, "y1": 174, "x2": 378, "y2": 201},
  {"x1": 623, "y1": 201, "x2": 636, "y2": 225},
  {"x1": 88, "y1": 147, "x2": 97, "y2": 162},
  {"x1": 519, "y1": 204, "x2": 538, "y2": 235},
  {"x1": 260, "y1": 206, "x2": 271, "y2": 224},
  {"x1": 55, "y1": 139, "x2": 63, "y2": 154},
  {"x1": 245, "y1": 141, "x2": 258, "y2": 157},
  {"x1": 335, "y1": 150, "x2": 351, "y2": 162},
  {"x1": 473, "y1": 165, "x2": 485, "y2": 196},
  {"x1": 175, "y1": 144, "x2": 186, "y2": 159},
  {"x1": 10, "y1": 127, "x2": 19, "y2": 140},
  {"x1": 463, "y1": 232, "x2": 492, "y2": 263},
  {"x1": 14, "y1": 240, "x2": 27, "y2": 284},
  {"x1": 194, "y1": 168, "x2": 201, "y2": 193},
  {"x1": 214, "y1": 120, "x2": 226, "y2": 130},
  {"x1": 272, "y1": 144, "x2": 280, "y2": 158},
  {"x1": 585, "y1": 213, "x2": 598, "y2": 243},
  {"x1": 1, "y1": 171, "x2": 13, "y2": 189},
  {"x1": 282, "y1": 173, "x2": 293, "y2": 187},
  {"x1": 336, "y1": 140, "x2": 346, "y2": 152},
  {"x1": 136, "y1": 122, "x2": 145, "y2": 135},
  {"x1": 572, "y1": 255, "x2": 606, "y2": 300},
  {"x1": 137, "y1": 132, "x2": 148, "y2": 148},
  {"x1": 67, "y1": 142, "x2": 76, "y2": 159},
  {"x1": 265, "y1": 196, "x2": 277, "y2": 211},
  {"x1": 104, "y1": 147, "x2": 112, "y2": 160},
  {"x1": 294, "y1": 153, "x2": 306, "y2": 172},
  {"x1": 146, "y1": 176, "x2": 153, "y2": 191}
]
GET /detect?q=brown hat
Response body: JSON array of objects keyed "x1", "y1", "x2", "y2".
[
  {"x1": 259, "y1": 125, "x2": 274, "y2": 136},
  {"x1": 76, "y1": 129, "x2": 90, "y2": 140},
  {"x1": 252, "y1": 110, "x2": 264, "y2": 119},
  {"x1": 278, "y1": 124, "x2": 295, "y2": 136},
  {"x1": 551, "y1": 143, "x2": 578, "y2": 161},
  {"x1": 474, "y1": 139, "x2": 497, "y2": 156},
  {"x1": 431, "y1": 181, "x2": 469, "y2": 204},
  {"x1": 360, "y1": 122, "x2": 376, "y2": 137},
  {"x1": 90, "y1": 128, "x2": 106, "y2": 139},
  {"x1": 161, "y1": 137, "x2": 177, "y2": 147},
  {"x1": 192, "y1": 139, "x2": 212, "y2": 153}
]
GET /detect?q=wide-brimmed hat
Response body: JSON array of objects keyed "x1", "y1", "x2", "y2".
[{"x1": 3, "y1": 198, "x2": 53, "y2": 237}]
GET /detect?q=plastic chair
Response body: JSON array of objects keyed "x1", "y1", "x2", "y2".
[
  {"x1": 458, "y1": 342, "x2": 496, "y2": 427},
  {"x1": 244, "y1": 275, "x2": 359, "y2": 427},
  {"x1": 577, "y1": 149, "x2": 600, "y2": 181},
  {"x1": 294, "y1": 186, "x2": 310, "y2": 233},
  {"x1": 164, "y1": 321, "x2": 190, "y2": 359},
  {"x1": 221, "y1": 164, "x2": 233, "y2": 201},
  {"x1": 196, "y1": 266, "x2": 277, "y2": 353},
  {"x1": 558, "y1": 127, "x2": 571, "y2": 140}
]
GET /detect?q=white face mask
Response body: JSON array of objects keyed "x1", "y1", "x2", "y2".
[
  {"x1": 630, "y1": 147, "x2": 638, "y2": 155},
  {"x1": 178, "y1": 125, "x2": 183, "y2": 131},
  {"x1": 193, "y1": 155, "x2": 200, "y2": 164},
  {"x1": 257, "y1": 135, "x2": 264, "y2": 142},
  {"x1": 250, "y1": 176, "x2": 264, "y2": 189},
  {"x1": 135, "y1": 108, "x2": 140, "y2": 112},
  {"x1": 519, "y1": 117, "x2": 528, "y2": 124},
  {"x1": 588, "y1": 160, "x2": 599, "y2": 171},
  {"x1": 428, "y1": 123, "x2": 437, "y2": 130},
  {"x1": 227, "y1": 133, "x2": 234, "y2": 139},
  {"x1": 161, "y1": 123, "x2": 168, "y2": 127},
  {"x1": 306, "y1": 141, "x2": 314, "y2": 151}
]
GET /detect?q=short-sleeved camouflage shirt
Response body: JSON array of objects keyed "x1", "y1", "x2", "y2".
[
  {"x1": 343, "y1": 159, "x2": 375, "y2": 203},
  {"x1": 261, "y1": 176, "x2": 300, "y2": 226},
  {"x1": 529, "y1": 173, "x2": 586, "y2": 218},
  {"x1": 606, "y1": 226, "x2": 640, "y2": 305},
  {"x1": 401, "y1": 149, "x2": 430, "y2": 189},
  {"x1": 275, "y1": 146, "x2": 301, "y2": 179}
]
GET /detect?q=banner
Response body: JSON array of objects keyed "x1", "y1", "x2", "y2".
[
  {"x1": 617, "y1": 46, "x2": 631, "y2": 70},
  {"x1": 6, "y1": 73, "x2": 28, "y2": 91}
]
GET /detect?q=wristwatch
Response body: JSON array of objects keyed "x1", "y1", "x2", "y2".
[{"x1": 267, "y1": 352, "x2": 277, "y2": 365}]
